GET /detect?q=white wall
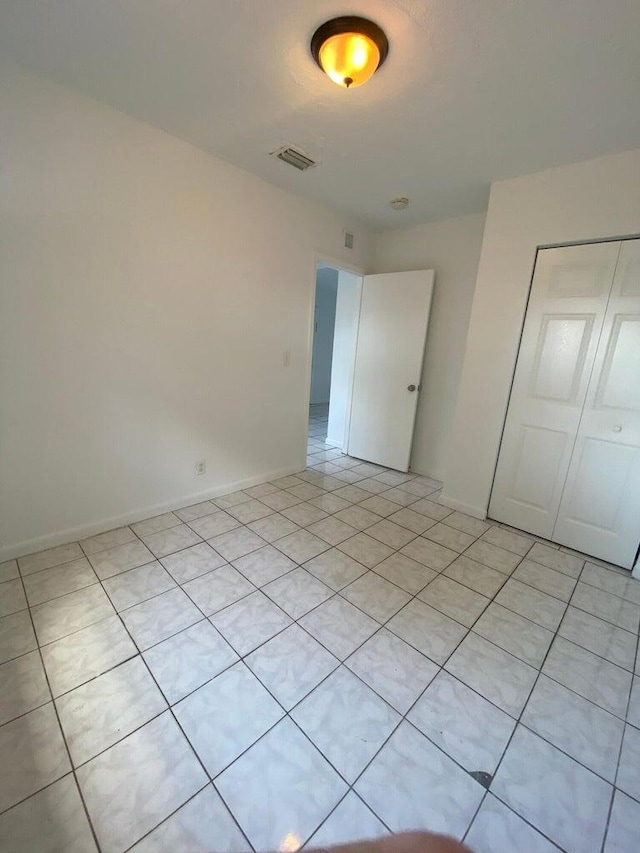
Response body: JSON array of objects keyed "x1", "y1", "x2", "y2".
[
  {"x1": 309, "y1": 268, "x2": 338, "y2": 404},
  {"x1": 443, "y1": 148, "x2": 640, "y2": 518},
  {"x1": 0, "y1": 65, "x2": 371, "y2": 560},
  {"x1": 372, "y1": 213, "x2": 486, "y2": 480},
  {"x1": 327, "y1": 270, "x2": 363, "y2": 449}
]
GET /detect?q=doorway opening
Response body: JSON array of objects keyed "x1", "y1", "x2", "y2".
[
  {"x1": 308, "y1": 262, "x2": 363, "y2": 458},
  {"x1": 307, "y1": 261, "x2": 435, "y2": 472}
]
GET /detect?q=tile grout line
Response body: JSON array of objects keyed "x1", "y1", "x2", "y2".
[
  {"x1": 268, "y1": 529, "x2": 539, "y2": 840},
  {"x1": 6, "y1": 567, "x2": 104, "y2": 852},
  {"x1": 88, "y1": 534, "x2": 489, "y2": 845},
  {"x1": 334, "y1": 547, "x2": 629, "y2": 830},
  {"x1": 3, "y1": 431, "x2": 638, "y2": 848},
  {"x1": 305, "y1": 432, "x2": 635, "y2": 843},
  {"x1": 599, "y1": 620, "x2": 640, "y2": 852},
  {"x1": 5, "y1": 514, "x2": 633, "y2": 703},
  {"x1": 103, "y1": 524, "x2": 258, "y2": 853},
  {"x1": 2, "y1": 520, "x2": 258, "y2": 850},
  {"x1": 4, "y1": 499, "x2": 633, "y2": 722},
  {"x1": 478, "y1": 557, "x2": 621, "y2": 851},
  {"x1": 191, "y1": 492, "x2": 633, "y2": 638},
  {"x1": 299, "y1": 788, "x2": 393, "y2": 849},
  {"x1": 118, "y1": 782, "x2": 211, "y2": 853}
]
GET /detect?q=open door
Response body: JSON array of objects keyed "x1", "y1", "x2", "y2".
[{"x1": 347, "y1": 270, "x2": 434, "y2": 471}]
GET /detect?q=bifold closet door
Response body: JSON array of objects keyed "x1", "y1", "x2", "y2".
[
  {"x1": 553, "y1": 239, "x2": 640, "y2": 568},
  {"x1": 488, "y1": 242, "x2": 620, "y2": 539}
]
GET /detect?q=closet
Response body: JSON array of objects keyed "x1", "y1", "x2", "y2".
[{"x1": 489, "y1": 238, "x2": 640, "y2": 569}]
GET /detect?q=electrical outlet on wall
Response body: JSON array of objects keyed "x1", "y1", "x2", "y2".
[{"x1": 195, "y1": 459, "x2": 206, "y2": 476}]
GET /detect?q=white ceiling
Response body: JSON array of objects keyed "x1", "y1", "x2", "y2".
[{"x1": 1, "y1": 0, "x2": 639, "y2": 230}]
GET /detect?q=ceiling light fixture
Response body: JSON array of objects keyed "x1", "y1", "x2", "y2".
[
  {"x1": 311, "y1": 16, "x2": 389, "y2": 89},
  {"x1": 390, "y1": 197, "x2": 409, "y2": 210}
]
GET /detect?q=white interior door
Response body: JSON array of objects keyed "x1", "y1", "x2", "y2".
[
  {"x1": 553, "y1": 239, "x2": 640, "y2": 568},
  {"x1": 347, "y1": 270, "x2": 434, "y2": 471},
  {"x1": 489, "y1": 242, "x2": 620, "y2": 538}
]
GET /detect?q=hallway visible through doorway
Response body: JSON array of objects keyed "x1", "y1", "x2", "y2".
[
  {"x1": 307, "y1": 403, "x2": 347, "y2": 468},
  {"x1": 308, "y1": 403, "x2": 329, "y2": 445},
  {"x1": 308, "y1": 263, "x2": 363, "y2": 454}
]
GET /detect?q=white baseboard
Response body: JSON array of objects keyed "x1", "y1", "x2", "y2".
[
  {"x1": 406, "y1": 465, "x2": 444, "y2": 484},
  {"x1": 324, "y1": 433, "x2": 344, "y2": 450},
  {"x1": 438, "y1": 494, "x2": 487, "y2": 520},
  {"x1": 0, "y1": 464, "x2": 302, "y2": 563}
]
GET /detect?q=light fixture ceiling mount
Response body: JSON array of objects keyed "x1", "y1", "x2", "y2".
[
  {"x1": 390, "y1": 197, "x2": 409, "y2": 210},
  {"x1": 311, "y1": 16, "x2": 389, "y2": 89}
]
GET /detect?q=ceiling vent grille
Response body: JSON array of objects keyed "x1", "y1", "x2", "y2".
[
  {"x1": 344, "y1": 231, "x2": 354, "y2": 249},
  {"x1": 272, "y1": 146, "x2": 317, "y2": 171}
]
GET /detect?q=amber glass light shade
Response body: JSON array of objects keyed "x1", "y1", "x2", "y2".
[
  {"x1": 311, "y1": 17, "x2": 389, "y2": 89},
  {"x1": 318, "y1": 32, "x2": 380, "y2": 88}
]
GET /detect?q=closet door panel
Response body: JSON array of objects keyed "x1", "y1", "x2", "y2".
[
  {"x1": 489, "y1": 242, "x2": 620, "y2": 538},
  {"x1": 553, "y1": 240, "x2": 640, "y2": 568}
]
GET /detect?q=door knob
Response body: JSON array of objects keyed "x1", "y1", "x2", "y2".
[
  {"x1": 407, "y1": 384, "x2": 416, "y2": 392},
  {"x1": 613, "y1": 425, "x2": 622, "y2": 433}
]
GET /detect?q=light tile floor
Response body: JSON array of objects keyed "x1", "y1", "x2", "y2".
[{"x1": 0, "y1": 404, "x2": 638, "y2": 851}]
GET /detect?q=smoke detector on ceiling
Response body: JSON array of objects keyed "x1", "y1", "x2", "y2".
[
  {"x1": 271, "y1": 145, "x2": 318, "y2": 171},
  {"x1": 390, "y1": 197, "x2": 410, "y2": 210}
]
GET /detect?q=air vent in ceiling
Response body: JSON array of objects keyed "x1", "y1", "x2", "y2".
[
  {"x1": 271, "y1": 145, "x2": 317, "y2": 171},
  {"x1": 344, "y1": 231, "x2": 354, "y2": 249}
]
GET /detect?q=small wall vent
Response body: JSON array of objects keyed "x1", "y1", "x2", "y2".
[
  {"x1": 271, "y1": 146, "x2": 317, "y2": 171},
  {"x1": 344, "y1": 231, "x2": 354, "y2": 249}
]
